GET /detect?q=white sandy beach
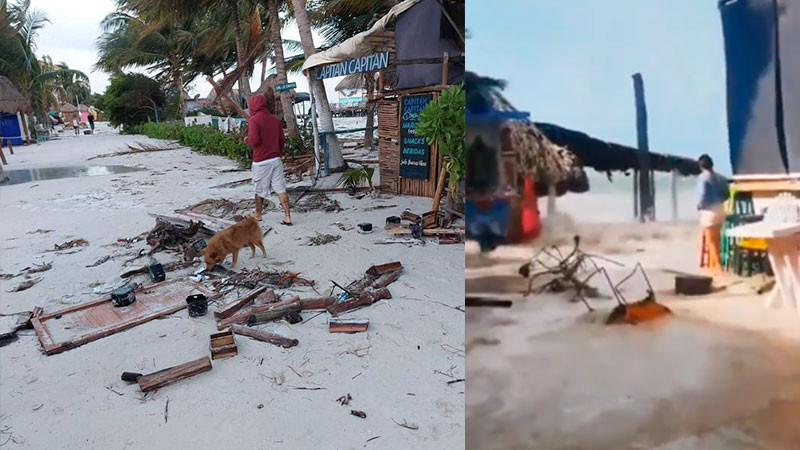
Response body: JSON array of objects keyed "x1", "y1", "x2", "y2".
[
  {"x1": 0, "y1": 127, "x2": 465, "y2": 449},
  {"x1": 466, "y1": 206, "x2": 800, "y2": 449}
]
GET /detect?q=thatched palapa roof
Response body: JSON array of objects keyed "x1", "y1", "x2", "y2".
[
  {"x1": 0, "y1": 76, "x2": 32, "y2": 114},
  {"x1": 59, "y1": 103, "x2": 77, "y2": 113}
]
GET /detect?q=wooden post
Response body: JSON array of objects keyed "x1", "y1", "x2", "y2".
[
  {"x1": 632, "y1": 73, "x2": 652, "y2": 222},
  {"x1": 378, "y1": 71, "x2": 385, "y2": 92},
  {"x1": 671, "y1": 169, "x2": 678, "y2": 221},
  {"x1": 633, "y1": 169, "x2": 639, "y2": 219},
  {"x1": 432, "y1": 166, "x2": 447, "y2": 212},
  {"x1": 20, "y1": 113, "x2": 30, "y2": 145},
  {"x1": 547, "y1": 184, "x2": 557, "y2": 215},
  {"x1": 0, "y1": 147, "x2": 6, "y2": 165},
  {"x1": 441, "y1": 52, "x2": 450, "y2": 85}
]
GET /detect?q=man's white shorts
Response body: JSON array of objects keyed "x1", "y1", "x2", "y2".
[{"x1": 252, "y1": 157, "x2": 287, "y2": 197}]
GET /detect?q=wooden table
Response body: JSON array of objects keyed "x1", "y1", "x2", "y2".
[{"x1": 728, "y1": 221, "x2": 800, "y2": 315}]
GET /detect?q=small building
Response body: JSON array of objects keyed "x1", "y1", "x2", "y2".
[
  {"x1": 302, "y1": 0, "x2": 465, "y2": 197},
  {"x1": 0, "y1": 76, "x2": 32, "y2": 149}
]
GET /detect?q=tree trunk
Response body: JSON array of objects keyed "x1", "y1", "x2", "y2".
[
  {"x1": 266, "y1": 0, "x2": 301, "y2": 146},
  {"x1": 364, "y1": 74, "x2": 375, "y2": 151},
  {"x1": 290, "y1": 0, "x2": 345, "y2": 171},
  {"x1": 230, "y1": 0, "x2": 252, "y2": 98},
  {"x1": 172, "y1": 60, "x2": 186, "y2": 119}
]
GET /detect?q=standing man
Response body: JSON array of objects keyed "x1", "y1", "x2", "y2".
[
  {"x1": 696, "y1": 154, "x2": 729, "y2": 274},
  {"x1": 87, "y1": 111, "x2": 95, "y2": 134},
  {"x1": 245, "y1": 93, "x2": 292, "y2": 225}
]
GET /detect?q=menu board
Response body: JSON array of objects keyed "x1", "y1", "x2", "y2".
[{"x1": 399, "y1": 93, "x2": 433, "y2": 179}]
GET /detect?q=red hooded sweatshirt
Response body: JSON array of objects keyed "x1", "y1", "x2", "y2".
[{"x1": 245, "y1": 94, "x2": 285, "y2": 162}]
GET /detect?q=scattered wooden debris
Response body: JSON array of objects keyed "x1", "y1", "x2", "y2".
[
  {"x1": 120, "y1": 260, "x2": 197, "y2": 279},
  {"x1": 6, "y1": 277, "x2": 42, "y2": 292},
  {"x1": 330, "y1": 319, "x2": 369, "y2": 333},
  {"x1": 216, "y1": 295, "x2": 298, "y2": 329},
  {"x1": 336, "y1": 393, "x2": 352, "y2": 406},
  {"x1": 328, "y1": 289, "x2": 392, "y2": 316},
  {"x1": 351, "y1": 410, "x2": 367, "y2": 419},
  {"x1": 213, "y1": 286, "x2": 268, "y2": 319},
  {"x1": 146, "y1": 218, "x2": 202, "y2": 256},
  {"x1": 88, "y1": 142, "x2": 181, "y2": 160},
  {"x1": 137, "y1": 356, "x2": 212, "y2": 392},
  {"x1": 307, "y1": 233, "x2": 341, "y2": 246},
  {"x1": 178, "y1": 198, "x2": 259, "y2": 220},
  {"x1": 367, "y1": 262, "x2": 402, "y2": 277},
  {"x1": 247, "y1": 300, "x2": 301, "y2": 326},
  {"x1": 213, "y1": 269, "x2": 314, "y2": 290},
  {"x1": 209, "y1": 330, "x2": 238, "y2": 360},
  {"x1": 1, "y1": 262, "x2": 52, "y2": 280},
  {"x1": 295, "y1": 192, "x2": 343, "y2": 213},
  {"x1": 48, "y1": 239, "x2": 88, "y2": 252},
  {"x1": 86, "y1": 256, "x2": 110, "y2": 268},
  {"x1": 148, "y1": 212, "x2": 232, "y2": 235},
  {"x1": 363, "y1": 204, "x2": 397, "y2": 211},
  {"x1": 299, "y1": 296, "x2": 335, "y2": 310},
  {"x1": 386, "y1": 227, "x2": 465, "y2": 237},
  {"x1": 465, "y1": 297, "x2": 513, "y2": 308},
  {"x1": 438, "y1": 234, "x2": 462, "y2": 245},
  {"x1": 231, "y1": 324, "x2": 298, "y2": 348},
  {"x1": 392, "y1": 419, "x2": 419, "y2": 430}
]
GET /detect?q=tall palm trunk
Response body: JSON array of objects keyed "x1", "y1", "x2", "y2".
[
  {"x1": 170, "y1": 57, "x2": 186, "y2": 119},
  {"x1": 229, "y1": 0, "x2": 252, "y2": 98},
  {"x1": 364, "y1": 74, "x2": 375, "y2": 151},
  {"x1": 290, "y1": 0, "x2": 345, "y2": 171},
  {"x1": 266, "y1": 0, "x2": 301, "y2": 146}
]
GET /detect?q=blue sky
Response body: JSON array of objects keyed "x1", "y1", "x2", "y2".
[{"x1": 467, "y1": 0, "x2": 731, "y2": 174}]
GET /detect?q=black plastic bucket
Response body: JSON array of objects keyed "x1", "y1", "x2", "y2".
[{"x1": 186, "y1": 294, "x2": 208, "y2": 317}]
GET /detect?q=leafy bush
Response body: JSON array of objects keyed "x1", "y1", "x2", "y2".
[
  {"x1": 417, "y1": 83, "x2": 466, "y2": 199},
  {"x1": 130, "y1": 122, "x2": 251, "y2": 166},
  {"x1": 104, "y1": 72, "x2": 166, "y2": 130},
  {"x1": 338, "y1": 165, "x2": 375, "y2": 191}
]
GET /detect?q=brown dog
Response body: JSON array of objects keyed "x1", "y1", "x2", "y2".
[{"x1": 203, "y1": 216, "x2": 266, "y2": 269}]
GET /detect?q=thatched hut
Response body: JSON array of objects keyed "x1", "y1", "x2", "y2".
[{"x1": 0, "y1": 76, "x2": 32, "y2": 157}]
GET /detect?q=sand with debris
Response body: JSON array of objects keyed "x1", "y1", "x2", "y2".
[
  {"x1": 466, "y1": 207, "x2": 800, "y2": 449},
  {"x1": 0, "y1": 127, "x2": 464, "y2": 449}
]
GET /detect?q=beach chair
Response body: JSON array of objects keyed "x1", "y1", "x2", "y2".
[{"x1": 721, "y1": 191, "x2": 756, "y2": 272}]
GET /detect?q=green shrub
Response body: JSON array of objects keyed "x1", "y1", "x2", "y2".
[{"x1": 130, "y1": 121, "x2": 251, "y2": 167}]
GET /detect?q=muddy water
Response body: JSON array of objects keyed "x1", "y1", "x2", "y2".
[{"x1": 0, "y1": 165, "x2": 143, "y2": 186}]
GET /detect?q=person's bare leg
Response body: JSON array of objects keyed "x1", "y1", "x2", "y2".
[
  {"x1": 254, "y1": 194, "x2": 263, "y2": 221},
  {"x1": 278, "y1": 192, "x2": 291, "y2": 224}
]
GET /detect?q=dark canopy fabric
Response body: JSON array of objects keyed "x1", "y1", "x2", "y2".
[
  {"x1": 394, "y1": 0, "x2": 464, "y2": 89},
  {"x1": 720, "y1": 0, "x2": 800, "y2": 175},
  {"x1": 535, "y1": 123, "x2": 701, "y2": 176}
]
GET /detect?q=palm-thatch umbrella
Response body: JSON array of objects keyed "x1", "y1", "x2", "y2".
[
  {"x1": 466, "y1": 71, "x2": 586, "y2": 212},
  {"x1": 0, "y1": 76, "x2": 32, "y2": 115},
  {"x1": 59, "y1": 103, "x2": 78, "y2": 113}
]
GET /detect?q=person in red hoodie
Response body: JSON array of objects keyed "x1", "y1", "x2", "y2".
[{"x1": 245, "y1": 93, "x2": 292, "y2": 224}]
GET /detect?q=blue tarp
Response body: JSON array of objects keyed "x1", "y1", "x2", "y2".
[
  {"x1": 720, "y1": 0, "x2": 800, "y2": 175},
  {"x1": 1, "y1": 113, "x2": 23, "y2": 146}
]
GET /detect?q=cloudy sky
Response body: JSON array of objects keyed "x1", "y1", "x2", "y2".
[
  {"x1": 30, "y1": 0, "x2": 342, "y2": 103},
  {"x1": 468, "y1": 0, "x2": 730, "y2": 173}
]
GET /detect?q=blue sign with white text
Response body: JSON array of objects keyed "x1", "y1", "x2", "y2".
[{"x1": 316, "y1": 52, "x2": 390, "y2": 80}]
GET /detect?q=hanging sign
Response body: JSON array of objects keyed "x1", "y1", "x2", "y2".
[
  {"x1": 399, "y1": 93, "x2": 434, "y2": 179},
  {"x1": 274, "y1": 82, "x2": 296, "y2": 92},
  {"x1": 316, "y1": 52, "x2": 390, "y2": 79}
]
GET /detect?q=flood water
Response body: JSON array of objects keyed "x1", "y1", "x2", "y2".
[{"x1": 0, "y1": 165, "x2": 143, "y2": 186}]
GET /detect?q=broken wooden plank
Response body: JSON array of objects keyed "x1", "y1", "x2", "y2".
[
  {"x1": 372, "y1": 270, "x2": 403, "y2": 289},
  {"x1": 327, "y1": 289, "x2": 392, "y2": 316},
  {"x1": 211, "y1": 343, "x2": 238, "y2": 360},
  {"x1": 138, "y1": 357, "x2": 212, "y2": 392},
  {"x1": 330, "y1": 319, "x2": 369, "y2": 334},
  {"x1": 465, "y1": 297, "x2": 513, "y2": 308},
  {"x1": 217, "y1": 296, "x2": 300, "y2": 329},
  {"x1": 400, "y1": 211, "x2": 421, "y2": 223},
  {"x1": 231, "y1": 324, "x2": 298, "y2": 348},
  {"x1": 299, "y1": 296, "x2": 336, "y2": 310},
  {"x1": 438, "y1": 234, "x2": 462, "y2": 245},
  {"x1": 213, "y1": 286, "x2": 268, "y2": 319},
  {"x1": 366, "y1": 262, "x2": 402, "y2": 277},
  {"x1": 32, "y1": 278, "x2": 214, "y2": 355},
  {"x1": 387, "y1": 227, "x2": 465, "y2": 237},
  {"x1": 247, "y1": 301, "x2": 301, "y2": 326}
]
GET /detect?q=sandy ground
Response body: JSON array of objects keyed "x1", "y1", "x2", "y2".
[
  {"x1": 466, "y1": 216, "x2": 800, "y2": 450},
  {"x1": 0, "y1": 127, "x2": 465, "y2": 449}
]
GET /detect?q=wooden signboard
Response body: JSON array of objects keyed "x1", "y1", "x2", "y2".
[
  {"x1": 274, "y1": 82, "x2": 297, "y2": 92},
  {"x1": 399, "y1": 93, "x2": 433, "y2": 180}
]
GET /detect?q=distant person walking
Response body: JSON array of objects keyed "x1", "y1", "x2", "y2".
[
  {"x1": 72, "y1": 115, "x2": 79, "y2": 136},
  {"x1": 696, "y1": 154, "x2": 730, "y2": 273},
  {"x1": 245, "y1": 93, "x2": 292, "y2": 225},
  {"x1": 87, "y1": 112, "x2": 95, "y2": 134}
]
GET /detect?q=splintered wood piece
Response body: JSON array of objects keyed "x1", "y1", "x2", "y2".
[
  {"x1": 299, "y1": 296, "x2": 336, "y2": 310},
  {"x1": 400, "y1": 211, "x2": 421, "y2": 223},
  {"x1": 214, "y1": 286, "x2": 268, "y2": 319},
  {"x1": 231, "y1": 324, "x2": 298, "y2": 348},
  {"x1": 422, "y1": 211, "x2": 439, "y2": 229},
  {"x1": 211, "y1": 343, "x2": 238, "y2": 360},
  {"x1": 366, "y1": 262, "x2": 402, "y2": 277},
  {"x1": 372, "y1": 270, "x2": 402, "y2": 289},
  {"x1": 137, "y1": 357, "x2": 212, "y2": 392},
  {"x1": 210, "y1": 330, "x2": 234, "y2": 347},
  {"x1": 246, "y1": 301, "x2": 301, "y2": 326},
  {"x1": 327, "y1": 289, "x2": 392, "y2": 316},
  {"x1": 438, "y1": 234, "x2": 461, "y2": 245},
  {"x1": 329, "y1": 319, "x2": 369, "y2": 333},
  {"x1": 216, "y1": 295, "x2": 295, "y2": 330}
]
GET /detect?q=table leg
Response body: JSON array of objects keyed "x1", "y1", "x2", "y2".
[{"x1": 766, "y1": 246, "x2": 785, "y2": 308}]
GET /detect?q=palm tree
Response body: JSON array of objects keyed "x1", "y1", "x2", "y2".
[
  {"x1": 96, "y1": 8, "x2": 196, "y2": 117},
  {"x1": 290, "y1": 0, "x2": 345, "y2": 171},
  {"x1": 264, "y1": 0, "x2": 301, "y2": 145}
]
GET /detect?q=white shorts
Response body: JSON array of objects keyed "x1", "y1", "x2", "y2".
[
  {"x1": 252, "y1": 157, "x2": 286, "y2": 197},
  {"x1": 699, "y1": 204, "x2": 725, "y2": 228}
]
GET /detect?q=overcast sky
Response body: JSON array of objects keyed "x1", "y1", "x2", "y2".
[
  {"x1": 468, "y1": 0, "x2": 731, "y2": 173},
  {"x1": 30, "y1": 0, "x2": 342, "y2": 103}
]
